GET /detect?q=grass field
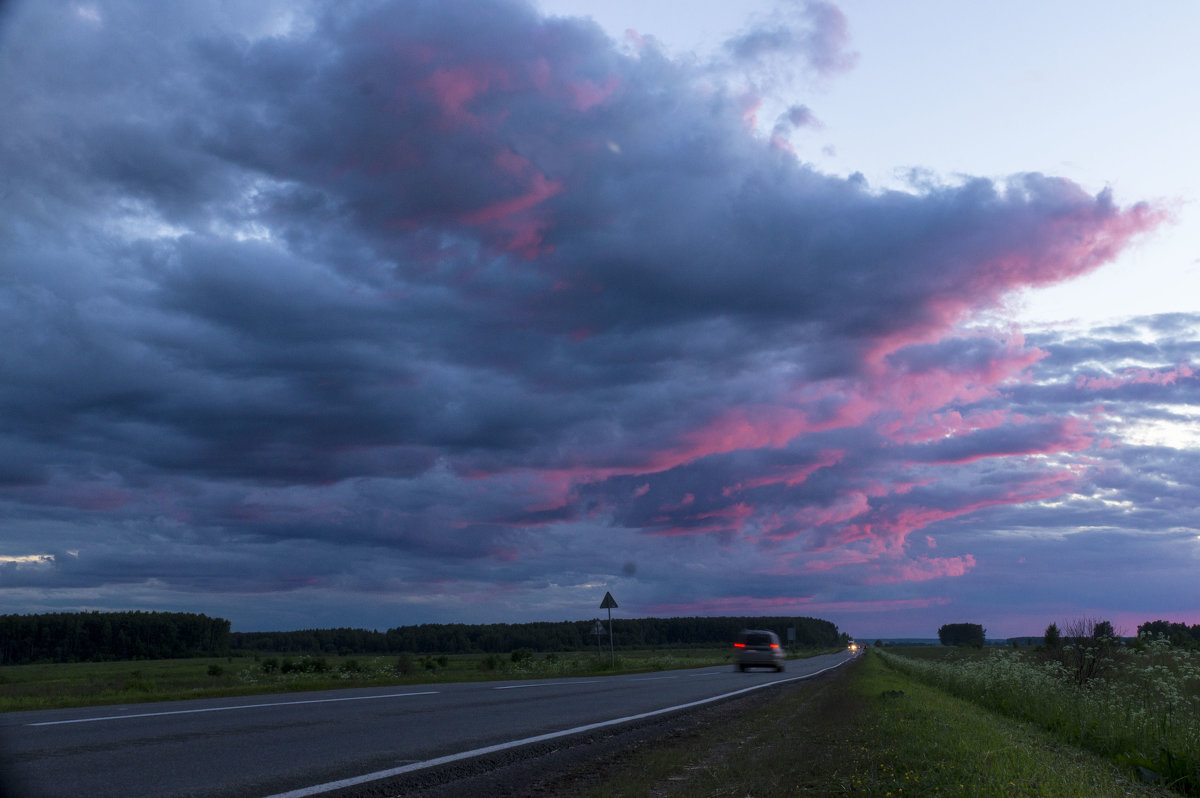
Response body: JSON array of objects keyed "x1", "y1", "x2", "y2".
[
  {"x1": 847, "y1": 650, "x2": 1176, "y2": 797},
  {"x1": 877, "y1": 642, "x2": 1200, "y2": 794},
  {"x1": 570, "y1": 649, "x2": 1176, "y2": 797},
  {"x1": 8, "y1": 644, "x2": 1192, "y2": 795},
  {"x1": 0, "y1": 647, "x2": 771, "y2": 713}
]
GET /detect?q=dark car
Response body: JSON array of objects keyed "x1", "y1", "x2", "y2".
[{"x1": 734, "y1": 629, "x2": 786, "y2": 671}]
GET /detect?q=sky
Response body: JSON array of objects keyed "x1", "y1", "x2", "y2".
[{"x1": 1, "y1": 0, "x2": 1197, "y2": 640}]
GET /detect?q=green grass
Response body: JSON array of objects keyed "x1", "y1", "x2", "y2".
[
  {"x1": 0, "y1": 656, "x2": 249, "y2": 712},
  {"x1": 570, "y1": 651, "x2": 1175, "y2": 797},
  {"x1": 1, "y1": 647, "x2": 848, "y2": 713},
  {"x1": 876, "y1": 643, "x2": 1200, "y2": 794},
  {"x1": 882, "y1": 644, "x2": 996, "y2": 661},
  {"x1": 2, "y1": 648, "x2": 825, "y2": 713},
  {"x1": 8, "y1": 647, "x2": 1186, "y2": 795},
  {"x1": 850, "y1": 650, "x2": 1174, "y2": 797}
]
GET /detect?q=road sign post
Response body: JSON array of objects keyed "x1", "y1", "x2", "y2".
[
  {"x1": 592, "y1": 619, "x2": 604, "y2": 660},
  {"x1": 600, "y1": 591, "x2": 618, "y2": 667}
]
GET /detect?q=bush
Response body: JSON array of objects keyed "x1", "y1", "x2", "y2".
[
  {"x1": 260, "y1": 657, "x2": 280, "y2": 674},
  {"x1": 207, "y1": 664, "x2": 224, "y2": 677},
  {"x1": 280, "y1": 656, "x2": 328, "y2": 674},
  {"x1": 395, "y1": 652, "x2": 415, "y2": 675},
  {"x1": 938, "y1": 623, "x2": 985, "y2": 647},
  {"x1": 479, "y1": 653, "x2": 503, "y2": 671},
  {"x1": 1058, "y1": 617, "x2": 1120, "y2": 685},
  {"x1": 511, "y1": 648, "x2": 534, "y2": 664}
]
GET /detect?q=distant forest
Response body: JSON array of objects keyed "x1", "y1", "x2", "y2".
[
  {"x1": 4, "y1": 613, "x2": 1196, "y2": 665},
  {"x1": 0, "y1": 611, "x2": 230, "y2": 665},
  {"x1": 1139, "y1": 620, "x2": 1200, "y2": 649},
  {"x1": 230, "y1": 616, "x2": 846, "y2": 656}
]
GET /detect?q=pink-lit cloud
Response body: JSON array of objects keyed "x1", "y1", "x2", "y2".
[
  {"x1": 868, "y1": 554, "x2": 978, "y2": 584},
  {"x1": 642, "y1": 595, "x2": 952, "y2": 617},
  {"x1": 0, "y1": 0, "x2": 1191, "y2": 641},
  {"x1": 425, "y1": 64, "x2": 509, "y2": 128},
  {"x1": 1075, "y1": 361, "x2": 1195, "y2": 391}
]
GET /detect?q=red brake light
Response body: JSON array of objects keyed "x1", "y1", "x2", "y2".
[
  {"x1": 770, "y1": 643, "x2": 779, "y2": 648},
  {"x1": 733, "y1": 642, "x2": 746, "y2": 648}
]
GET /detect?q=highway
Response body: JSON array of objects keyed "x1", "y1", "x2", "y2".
[{"x1": 1, "y1": 651, "x2": 853, "y2": 797}]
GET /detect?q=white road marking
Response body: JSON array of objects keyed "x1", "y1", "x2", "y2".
[
  {"x1": 493, "y1": 679, "x2": 604, "y2": 690},
  {"x1": 264, "y1": 658, "x2": 851, "y2": 798},
  {"x1": 26, "y1": 691, "x2": 440, "y2": 727},
  {"x1": 629, "y1": 675, "x2": 678, "y2": 681}
]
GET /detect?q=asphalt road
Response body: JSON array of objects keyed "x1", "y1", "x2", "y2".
[{"x1": 1, "y1": 651, "x2": 853, "y2": 798}]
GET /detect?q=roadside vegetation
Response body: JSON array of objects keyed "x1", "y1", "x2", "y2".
[
  {"x1": 846, "y1": 650, "x2": 1178, "y2": 797},
  {"x1": 877, "y1": 636, "x2": 1200, "y2": 793},
  {"x1": 9, "y1": 629, "x2": 1197, "y2": 795},
  {"x1": 0, "y1": 647, "x2": 835, "y2": 713},
  {"x1": 572, "y1": 650, "x2": 1175, "y2": 797}
]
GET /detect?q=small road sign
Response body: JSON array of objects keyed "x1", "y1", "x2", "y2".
[{"x1": 599, "y1": 592, "x2": 617, "y2": 665}]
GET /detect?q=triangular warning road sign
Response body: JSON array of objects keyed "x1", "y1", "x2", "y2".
[{"x1": 600, "y1": 591, "x2": 618, "y2": 609}]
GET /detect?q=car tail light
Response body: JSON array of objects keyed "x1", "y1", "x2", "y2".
[
  {"x1": 770, "y1": 643, "x2": 779, "y2": 648},
  {"x1": 733, "y1": 642, "x2": 746, "y2": 648}
]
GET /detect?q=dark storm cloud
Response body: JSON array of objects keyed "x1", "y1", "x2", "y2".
[{"x1": 0, "y1": 0, "x2": 1190, "y2": 632}]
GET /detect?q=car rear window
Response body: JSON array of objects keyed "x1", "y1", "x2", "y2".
[{"x1": 741, "y1": 633, "x2": 773, "y2": 646}]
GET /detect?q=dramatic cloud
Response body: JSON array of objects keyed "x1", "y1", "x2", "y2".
[{"x1": 0, "y1": 0, "x2": 1194, "y2": 636}]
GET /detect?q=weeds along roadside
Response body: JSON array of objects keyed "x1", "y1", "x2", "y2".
[
  {"x1": 848, "y1": 650, "x2": 1177, "y2": 798},
  {"x1": 0, "y1": 650, "x2": 724, "y2": 712},
  {"x1": 573, "y1": 651, "x2": 1172, "y2": 797},
  {"x1": 0, "y1": 648, "x2": 843, "y2": 713},
  {"x1": 875, "y1": 643, "x2": 1200, "y2": 794},
  {"x1": 7, "y1": 649, "x2": 1183, "y2": 796}
]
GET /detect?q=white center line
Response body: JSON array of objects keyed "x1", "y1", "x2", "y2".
[{"x1": 26, "y1": 691, "x2": 440, "y2": 727}]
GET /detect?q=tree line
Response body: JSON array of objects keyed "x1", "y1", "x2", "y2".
[
  {"x1": 936, "y1": 619, "x2": 1200, "y2": 651},
  {"x1": 1137, "y1": 619, "x2": 1200, "y2": 649},
  {"x1": 230, "y1": 616, "x2": 845, "y2": 656},
  {"x1": 0, "y1": 611, "x2": 231, "y2": 665}
]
